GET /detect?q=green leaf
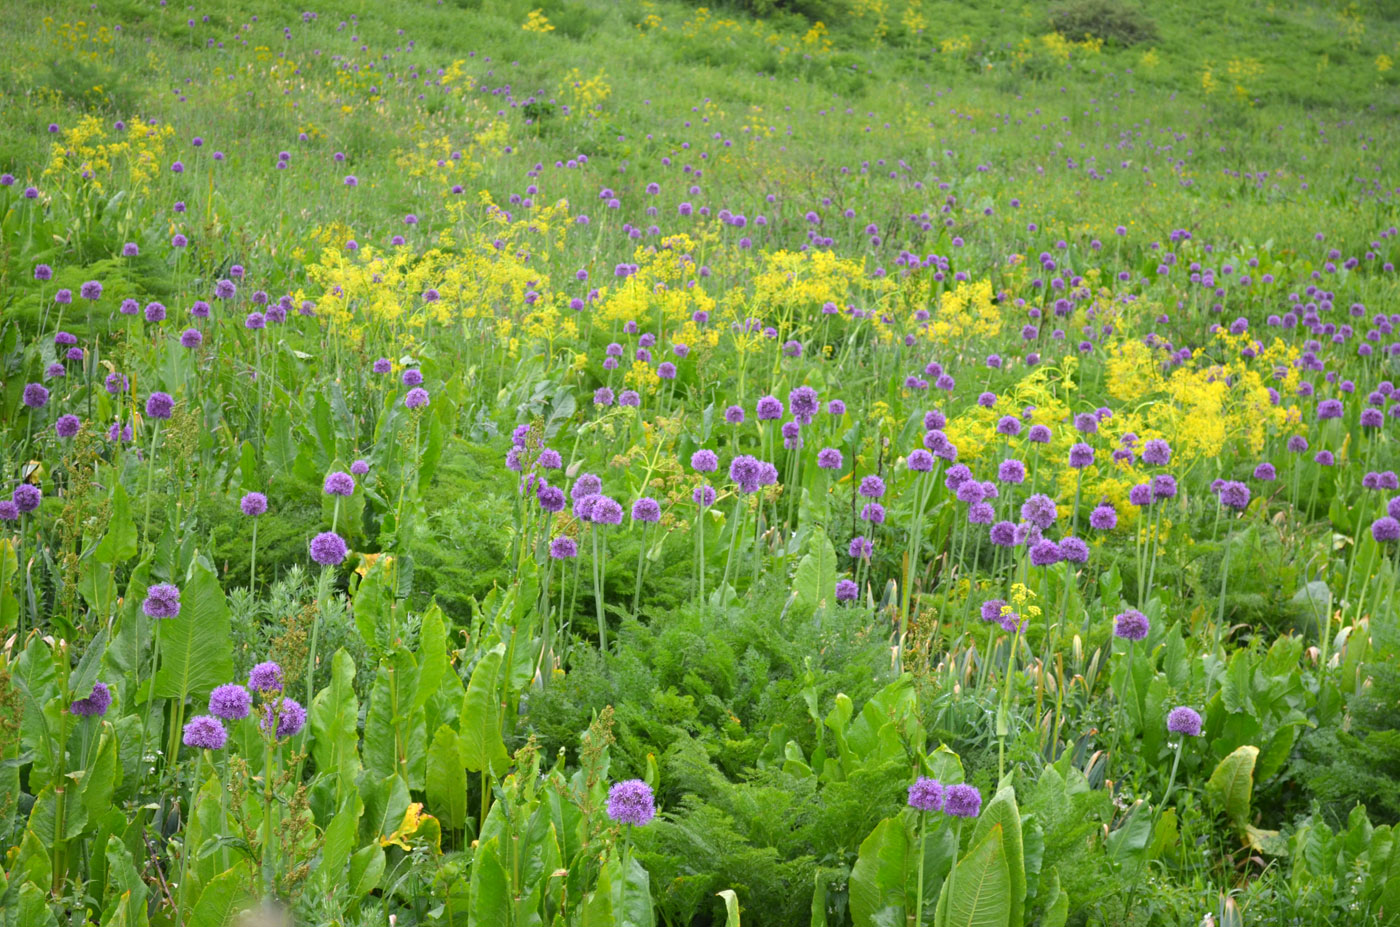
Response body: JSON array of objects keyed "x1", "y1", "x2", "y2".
[
  {"x1": 16, "y1": 883, "x2": 58, "y2": 927},
  {"x1": 413, "y1": 603, "x2": 447, "y2": 712},
  {"x1": 347, "y1": 844, "x2": 385, "y2": 901},
  {"x1": 459, "y1": 644, "x2": 510, "y2": 775},
  {"x1": 81, "y1": 730, "x2": 120, "y2": 823},
  {"x1": 718, "y1": 889, "x2": 742, "y2": 927},
  {"x1": 970, "y1": 787, "x2": 1024, "y2": 927},
  {"x1": 935, "y1": 824, "x2": 1010, "y2": 927},
  {"x1": 1037, "y1": 868, "x2": 1068, "y2": 927},
  {"x1": 316, "y1": 794, "x2": 362, "y2": 891},
  {"x1": 69, "y1": 630, "x2": 108, "y2": 705},
  {"x1": 467, "y1": 839, "x2": 511, "y2": 926},
  {"x1": 187, "y1": 864, "x2": 248, "y2": 927},
  {"x1": 427, "y1": 724, "x2": 468, "y2": 832},
  {"x1": 793, "y1": 530, "x2": 837, "y2": 613},
  {"x1": 1207, "y1": 744, "x2": 1259, "y2": 832},
  {"x1": 310, "y1": 649, "x2": 360, "y2": 787},
  {"x1": 153, "y1": 561, "x2": 233, "y2": 703},
  {"x1": 849, "y1": 816, "x2": 909, "y2": 927},
  {"x1": 94, "y1": 483, "x2": 137, "y2": 566}
]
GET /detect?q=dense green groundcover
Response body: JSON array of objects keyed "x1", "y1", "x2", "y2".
[{"x1": 2, "y1": 0, "x2": 1400, "y2": 925}]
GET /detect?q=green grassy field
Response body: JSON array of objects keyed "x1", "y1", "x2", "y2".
[{"x1": 2, "y1": 0, "x2": 1400, "y2": 925}]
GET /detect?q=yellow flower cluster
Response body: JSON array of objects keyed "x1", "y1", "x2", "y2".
[{"x1": 42, "y1": 114, "x2": 177, "y2": 192}]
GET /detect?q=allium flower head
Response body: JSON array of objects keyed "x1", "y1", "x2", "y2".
[
  {"x1": 55, "y1": 414, "x2": 80, "y2": 438},
  {"x1": 22, "y1": 383, "x2": 49, "y2": 408},
  {"x1": 1217, "y1": 481, "x2": 1251, "y2": 510},
  {"x1": 549, "y1": 536, "x2": 578, "y2": 559},
  {"x1": 908, "y1": 449, "x2": 935, "y2": 472},
  {"x1": 1373, "y1": 516, "x2": 1400, "y2": 543},
  {"x1": 1142, "y1": 439, "x2": 1172, "y2": 465},
  {"x1": 817, "y1": 447, "x2": 843, "y2": 470},
  {"x1": 13, "y1": 484, "x2": 41, "y2": 513},
  {"x1": 691, "y1": 449, "x2": 719, "y2": 472},
  {"x1": 942, "y1": 783, "x2": 982, "y2": 818},
  {"x1": 183, "y1": 715, "x2": 228, "y2": 750},
  {"x1": 835, "y1": 578, "x2": 859, "y2": 602},
  {"x1": 209, "y1": 683, "x2": 252, "y2": 720},
  {"x1": 631, "y1": 497, "x2": 661, "y2": 523},
  {"x1": 262, "y1": 697, "x2": 307, "y2": 738},
  {"x1": 310, "y1": 531, "x2": 348, "y2": 566},
  {"x1": 1058, "y1": 536, "x2": 1089, "y2": 563},
  {"x1": 1166, "y1": 706, "x2": 1203, "y2": 737},
  {"x1": 1021, "y1": 493, "x2": 1057, "y2": 529},
  {"x1": 146, "y1": 392, "x2": 174, "y2": 419},
  {"x1": 607, "y1": 779, "x2": 656, "y2": 826},
  {"x1": 404, "y1": 387, "x2": 429, "y2": 409},
  {"x1": 980, "y1": 599, "x2": 1007, "y2": 623},
  {"x1": 240, "y1": 492, "x2": 268, "y2": 516},
  {"x1": 858, "y1": 475, "x2": 886, "y2": 499},
  {"x1": 142, "y1": 583, "x2": 181, "y2": 619},
  {"x1": 71, "y1": 681, "x2": 113, "y2": 717},
  {"x1": 756, "y1": 395, "x2": 783, "y2": 420},
  {"x1": 1114, "y1": 609, "x2": 1150, "y2": 641},
  {"x1": 1068, "y1": 443, "x2": 1094, "y2": 468},
  {"x1": 323, "y1": 471, "x2": 355, "y2": 496},
  {"x1": 1029, "y1": 539, "x2": 1062, "y2": 566},
  {"x1": 907, "y1": 777, "x2": 944, "y2": 812}
]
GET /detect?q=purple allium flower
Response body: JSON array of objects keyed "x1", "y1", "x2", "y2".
[
  {"x1": 1021, "y1": 493, "x2": 1057, "y2": 529},
  {"x1": 71, "y1": 681, "x2": 112, "y2": 717},
  {"x1": 1141, "y1": 439, "x2": 1172, "y2": 465},
  {"x1": 1217, "y1": 481, "x2": 1251, "y2": 510},
  {"x1": 907, "y1": 777, "x2": 944, "y2": 812},
  {"x1": 1114, "y1": 609, "x2": 1150, "y2": 641},
  {"x1": 1314, "y1": 451, "x2": 1335, "y2": 466},
  {"x1": 996, "y1": 415, "x2": 1022, "y2": 437},
  {"x1": 957, "y1": 481, "x2": 987, "y2": 505},
  {"x1": 209, "y1": 683, "x2": 252, "y2": 720},
  {"x1": 13, "y1": 484, "x2": 41, "y2": 513},
  {"x1": 849, "y1": 535, "x2": 873, "y2": 559},
  {"x1": 632, "y1": 497, "x2": 662, "y2": 523},
  {"x1": 80, "y1": 280, "x2": 103, "y2": 301},
  {"x1": 191, "y1": 301, "x2": 210, "y2": 318},
  {"x1": 980, "y1": 599, "x2": 1007, "y2": 623},
  {"x1": 1361, "y1": 408, "x2": 1384, "y2": 428},
  {"x1": 0, "y1": 501, "x2": 18, "y2": 522},
  {"x1": 1373, "y1": 517, "x2": 1400, "y2": 543},
  {"x1": 323, "y1": 471, "x2": 355, "y2": 496},
  {"x1": 1000, "y1": 610, "x2": 1025, "y2": 634},
  {"x1": 538, "y1": 485, "x2": 566, "y2": 513},
  {"x1": 309, "y1": 531, "x2": 348, "y2": 566},
  {"x1": 262, "y1": 697, "x2": 307, "y2": 738},
  {"x1": 860, "y1": 503, "x2": 886, "y2": 524},
  {"x1": 1058, "y1": 536, "x2": 1089, "y2": 563},
  {"x1": 859, "y1": 475, "x2": 886, "y2": 499},
  {"x1": 142, "y1": 583, "x2": 181, "y2": 619},
  {"x1": 240, "y1": 492, "x2": 268, "y2": 516},
  {"x1": 549, "y1": 536, "x2": 578, "y2": 559},
  {"x1": 942, "y1": 783, "x2": 982, "y2": 818},
  {"x1": 1029, "y1": 539, "x2": 1062, "y2": 566},
  {"x1": 249, "y1": 662, "x2": 284, "y2": 693},
  {"x1": 691, "y1": 449, "x2": 719, "y2": 472},
  {"x1": 1166, "y1": 706, "x2": 1203, "y2": 737},
  {"x1": 183, "y1": 715, "x2": 228, "y2": 750},
  {"x1": 1151, "y1": 474, "x2": 1178, "y2": 500},
  {"x1": 606, "y1": 779, "x2": 656, "y2": 826},
  {"x1": 572, "y1": 474, "x2": 603, "y2": 500},
  {"x1": 1028, "y1": 424, "x2": 1052, "y2": 444},
  {"x1": 790, "y1": 386, "x2": 820, "y2": 423},
  {"x1": 1128, "y1": 483, "x2": 1153, "y2": 507},
  {"x1": 1286, "y1": 435, "x2": 1309, "y2": 453},
  {"x1": 144, "y1": 302, "x2": 166, "y2": 322},
  {"x1": 350, "y1": 459, "x2": 370, "y2": 476},
  {"x1": 724, "y1": 405, "x2": 746, "y2": 425},
  {"x1": 817, "y1": 448, "x2": 843, "y2": 470},
  {"x1": 989, "y1": 521, "x2": 1017, "y2": 546},
  {"x1": 1253, "y1": 463, "x2": 1277, "y2": 481},
  {"x1": 404, "y1": 387, "x2": 429, "y2": 409},
  {"x1": 1317, "y1": 399, "x2": 1344, "y2": 420},
  {"x1": 835, "y1": 578, "x2": 859, "y2": 602},
  {"x1": 909, "y1": 449, "x2": 935, "y2": 472},
  {"x1": 22, "y1": 383, "x2": 49, "y2": 408},
  {"x1": 730, "y1": 455, "x2": 765, "y2": 493},
  {"x1": 105, "y1": 372, "x2": 128, "y2": 395},
  {"x1": 180, "y1": 328, "x2": 203, "y2": 348},
  {"x1": 34, "y1": 264, "x2": 53, "y2": 281},
  {"x1": 756, "y1": 395, "x2": 784, "y2": 421},
  {"x1": 373, "y1": 358, "x2": 392, "y2": 374},
  {"x1": 1068, "y1": 443, "x2": 1094, "y2": 468},
  {"x1": 593, "y1": 387, "x2": 615, "y2": 407},
  {"x1": 402, "y1": 368, "x2": 424, "y2": 387},
  {"x1": 55, "y1": 414, "x2": 80, "y2": 438},
  {"x1": 619, "y1": 390, "x2": 640, "y2": 408},
  {"x1": 590, "y1": 496, "x2": 624, "y2": 525},
  {"x1": 693, "y1": 484, "x2": 716, "y2": 507},
  {"x1": 245, "y1": 312, "x2": 265, "y2": 330},
  {"x1": 145, "y1": 392, "x2": 174, "y2": 419}
]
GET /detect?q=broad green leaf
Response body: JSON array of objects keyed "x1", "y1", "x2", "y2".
[
  {"x1": 935, "y1": 824, "x2": 1010, "y2": 927},
  {"x1": 467, "y1": 839, "x2": 511, "y2": 926},
  {"x1": 316, "y1": 794, "x2": 362, "y2": 891},
  {"x1": 187, "y1": 864, "x2": 248, "y2": 927},
  {"x1": 81, "y1": 729, "x2": 120, "y2": 823},
  {"x1": 849, "y1": 816, "x2": 909, "y2": 927},
  {"x1": 1207, "y1": 744, "x2": 1259, "y2": 832},
  {"x1": 347, "y1": 844, "x2": 385, "y2": 901},
  {"x1": 793, "y1": 530, "x2": 837, "y2": 612},
  {"x1": 16, "y1": 883, "x2": 58, "y2": 927},
  {"x1": 153, "y1": 561, "x2": 233, "y2": 702},
  {"x1": 413, "y1": 603, "x2": 447, "y2": 712},
  {"x1": 459, "y1": 644, "x2": 510, "y2": 775},
  {"x1": 68, "y1": 630, "x2": 108, "y2": 706},
  {"x1": 427, "y1": 724, "x2": 468, "y2": 831},
  {"x1": 970, "y1": 787, "x2": 1024, "y2": 927},
  {"x1": 94, "y1": 483, "x2": 137, "y2": 566},
  {"x1": 310, "y1": 649, "x2": 360, "y2": 789}
]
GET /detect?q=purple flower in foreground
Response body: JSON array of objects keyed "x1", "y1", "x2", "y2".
[
  {"x1": 249, "y1": 661, "x2": 284, "y2": 693},
  {"x1": 817, "y1": 447, "x2": 843, "y2": 470},
  {"x1": 1021, "y1": 493, "x2": 1057, "y2": 529},
  {"x1": 309, "y1": 531, "x2": 348, "y2": 566},
  {"x1": 631, "y1": 497, "x2": 661, "y2": 523},
  {"x1": 549, "y1": 536, "x2": 578, "y2": 559},
  {"x1": 1089, "y1": 504, "x2": 1117, "y2": 530},
  {"x1": 1114, "y1": 609, "x2": 1150, "y2": 641},
  {"x1": 907, "y1": 777, "x2": 944, "y2": 811},
  {"x1": 183, "y1": 715, "x2": 228, "y2": 750},
  {"x1": 146, "y1": 392, "x2": 174, "y2": 419},
  {"x1": 209, "y1": 683, "x2": 252, "y2": 720},
  {"x1": 55, "y1": 414, "x2": 80, "y2": 438},
  {"x1": 835, "y1": 578, "x2": 859, "y2": 601},
  {"x1": 142, "y1": 583, "x2": 181, "y2": 619},
  {"x1": 13, "y1": 485, "x2": 41, "y2": 513},
  {"x1": 323, "y1": 471, "x2": 355, "y2": 496},
  {"x1": 71, "y1": 682, "x2": 112, "y2": 717},
  {"x1": 942, "y1": 783, "x2": 982, "y2": 818},
  {"x1": 404, "y1": 387, "x2": 429, "y2": 409},
  {"x1": 262, "y1": 697, "x2": 307, "y2": 738},
  {"x1": 240, "y1": 492, "x2": 268, "y2": 516},
  {"x1": 606, "y1": 779, "x2": 656, "y2": 825},
  {"x1": 1373, "y1": 517, "x2": 1400, "y2": 543},
  {"x1": 1167, "y1": 706, "x2": 1203, "y2": 737}
]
